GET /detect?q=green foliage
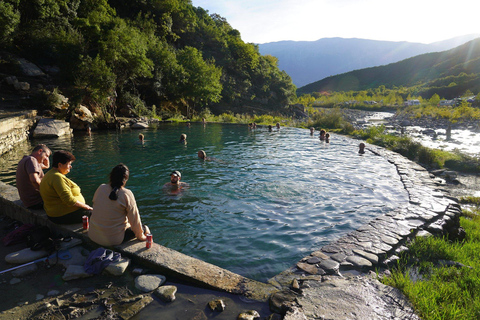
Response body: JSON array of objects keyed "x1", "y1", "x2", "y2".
[
  {"x1": 382, "y1": 213, "x2": 480, "y2": 320},
  {"x1": 3, "y1": 0, "x2": 296, "y2": 119},
  {"x1": 176, "y1": 46, "x2": 222, "y2": 108},
  {"x1": 0, "y1": 1, "x2": 20, "y2": 45},
  {"x1": 27, "y1": 88, "x2": 66, "y2": 112},
  {"x1": 307, "y1": 107, "x2": 346, "y2": 129},
  {"x1": 75, "y1": 55, "x2": 116, "y2": 106}
]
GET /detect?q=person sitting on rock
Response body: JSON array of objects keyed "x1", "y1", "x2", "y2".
[
  {"x1": 16, "y1": 144, "x2": 51, "y2": 210},
  {"x1": 88, "y1": 164, "x2": 150, "y2": 246},
  {"x1": 39, "y1": 150, "x2": 92, "y2": 224}
]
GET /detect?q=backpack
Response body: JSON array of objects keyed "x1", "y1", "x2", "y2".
[
  {"x1": 26, "y1": 226, "x2": 54, "y2": 252},
  {"x1": 2, "y1": 223, "x2": 36, "y2": 246}
]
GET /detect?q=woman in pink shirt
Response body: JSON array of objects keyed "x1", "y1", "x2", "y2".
[{"x1": 88, "y1": 164, "x2": 150, "y2": 246}]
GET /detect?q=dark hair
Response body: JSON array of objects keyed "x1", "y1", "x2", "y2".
[
  {"x1": 52, "y1": 151, "x2": 75, "y2": 168},
  {"x1": 109, "y1": 164, "x2": 129, "y2": 200},
  {"x1": 32, "y1": 144, "x2": 51, "y2": 155}
]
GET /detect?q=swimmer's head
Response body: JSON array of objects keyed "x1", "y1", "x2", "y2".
[{"x1": 198, "y1": 150, "x2": 206, "y2": 159}]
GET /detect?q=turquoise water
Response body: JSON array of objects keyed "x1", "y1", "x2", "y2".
[{"x1": 0, "y1": 123, "x2": 408, "y2": 281}]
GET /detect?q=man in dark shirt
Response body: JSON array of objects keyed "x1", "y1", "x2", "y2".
[{"x1": 16, "y1": 144, "x2": 51, "y2": 209}]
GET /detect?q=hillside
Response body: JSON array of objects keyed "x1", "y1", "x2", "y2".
[
  {"x1": 297, "y1": 38, "x2": 480, "y2": 98},
  {"x1": 0, "y1": 0, "x2": 296, "y2": 120},
  {"x1": 259, "y1": 35, "x2": 480, "y2": 87}
]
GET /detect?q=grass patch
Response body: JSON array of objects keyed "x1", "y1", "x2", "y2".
[{"x1": 382, "y1": 210, "x2": 480, "y2": 319}]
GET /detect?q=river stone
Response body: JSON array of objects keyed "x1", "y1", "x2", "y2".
[
  {"x1": 132, "y1": 122, "x2": 148, "y2": 129},
  {"x1": 208, "y1": 298, "x2": 226, "y2": 311},
  {"x1": 346, "y1": 255, "x2": 373, "y2": 268},
  {"x1": 284, "y1": 306, "x2": 307, "y2": 320},
  {"x1": 62, "y1": 265, "x2": 93, "y2": 281},
  {"x1": 12, "y1": 263, "x2": 38, "y2": 277},
  {"x1": 329, "y1": 252, "x2": 347, "y2": 263},
  {"x1": 296, "y1": 262, "x2": 318, "y2": 275},
  {"x1": 417, "y1": 230, "x2": 433, "y2": 238},
  {"x1": 105, "y1": 257, "x2": 130, "y2": 276},
  {"x1": 135, "y1": 274, "x2": 166, "y2": 292},
  {"x1": 269, "y1": 290, "x2": 298, "y2": 314},
  {"x1": 155, "y1": 285, "x2": 177, "y2": 302},
  {"x1": 10, "y1": 278, "x2": 21, "y2": 285},
  {"x1": 5, "y1": 248, "x2": 48, "y2": 264},
  {"x1": 310, "y1": 251, "x2": 329, "y2": 260},
  {"x1": 352, "y1": 249, "x2": 378, "y2": 264},
  {"x1": 115, "y1": 295, "x2": 153, "y2": 319},
  {"x1": 266, "y1": 313, "x2": 283, "y2": 320},
  {"x1": 291, "y1": 279, "x2": 300, "y2": 290},
  {"x1": 318, "y1": 259, "x2": 340, "y2": 275},
  {"x1": 36, "y1": 294, "x2": 45, "y2": 301},
  {"x1": 237, "y1": 310, "x2": 260, "y2": 320},
  {"x1": 306, "y1": 256, "x2": 321, "y2": 264}
]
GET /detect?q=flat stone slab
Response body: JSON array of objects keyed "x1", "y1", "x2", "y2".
[
  {"x1": 118, "y1": 241, "x2": 276, "y2": 300},
  {"x1": 293, "y1": 277, "x2": 420, "y2": 320},
  {"x1": 33, "y1": 118, "x2": 72, "y2": 138}
]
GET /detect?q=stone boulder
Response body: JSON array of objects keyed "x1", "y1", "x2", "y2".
[
  {"x1": 14, "y1": 81, "x2": 30, "y2": 91},
  {"x1": 131, "y1": 122, "x2": 148, "y2": 129},
  {"x1": 18, "y1": 58, "x2": 46, "y2": 77},
  {"x1": 33, "y1": 118, "x2": 73, "y2": 138},
  {"x1": 70, "y1": 105, "x2": 95, "y2": 130}
]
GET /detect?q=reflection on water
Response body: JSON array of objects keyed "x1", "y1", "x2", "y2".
[{"x1": 0, "y1": 124, "x2": 408, "y2": 281}]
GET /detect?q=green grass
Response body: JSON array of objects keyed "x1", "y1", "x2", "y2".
[{"x1": 382, "y1": 210, "x2": 480, "y2": 320}]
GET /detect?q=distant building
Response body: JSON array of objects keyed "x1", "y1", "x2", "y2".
[
  {"x1": 404, "y1": 99, "x2": 420, "y2": 106},
  {"x1": 439, "y1": 100, "x2": 455, "y2": 106}
]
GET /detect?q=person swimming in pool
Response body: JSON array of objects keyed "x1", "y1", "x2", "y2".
[
  {"x1": 163, "y1": 170, "x2": 189, "y2": 194},
  {"x1": 359, "y1": 142, "x2": 366, "y2": 154},
  {"x1": 179, "y1": 134, "x2": 187, "y2": 144}
]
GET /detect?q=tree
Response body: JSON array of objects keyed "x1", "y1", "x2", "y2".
[
  {"x1": 176, "y1": 46, "x2": 222, "y2": 115},
  {"x1": 429, "y1": 93, "x2": 440, "y2": 106},
  {"x1": 0, "y1": 1, "x2": 20, "y2": 45}
]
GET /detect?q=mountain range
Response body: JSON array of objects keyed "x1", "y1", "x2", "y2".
[
  {"x1": 258, "y1": 34, "x2": 480, "y2": 88},
  {"x1": 296, "y1": 38, "x2": 480, "y2": 98}
]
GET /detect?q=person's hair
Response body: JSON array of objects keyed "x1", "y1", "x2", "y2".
[
  {"x1": 179, "y1": 134, "x2": 186, "y2": 141},
  {"x1": 139, "y1": 133, "x2": 144, "y2": 140},
  {"x1": 32, "y1": 144, "x2": 51, "y2": 155},
  {"x1": 198, "y1": 150, "x2": 206, "y2": 159},
  {"x1": 109, "y1": 164, "x2": 129, "y2": 200},
  {"x1": 52, "y1": 151, "x2": 75, "y2": 168}
]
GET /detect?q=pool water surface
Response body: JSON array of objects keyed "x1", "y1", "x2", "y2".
[{"x1": 0, "y1": 123, "x2": 408, "y2": 281}]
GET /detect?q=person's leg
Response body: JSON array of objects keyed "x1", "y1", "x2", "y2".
[
  {"x1": 48, "y1": 209, "x2": 89, "y2": 224},
  {"x1": 27, "y1": 202, "x2": 44, "y2": 210}
]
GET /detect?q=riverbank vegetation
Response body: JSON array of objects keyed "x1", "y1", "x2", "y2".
[{"x1": 382, "y1": 199, "x2": 480, "y2": 320}]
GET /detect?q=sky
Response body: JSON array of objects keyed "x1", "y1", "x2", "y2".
[{"x1": 191, "y1": 0, "x2": 480, "y2": 44}]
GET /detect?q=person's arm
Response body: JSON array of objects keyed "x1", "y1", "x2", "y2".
[
  {"x1": 125, "y1": 191, "x2": 147, "y2": 241},
  {"x1": 53, "y1": 174, "x2": 92, "y2": 210},
  {"x1": 40, "y1": 157, "x2": 49, "y2": 170},
  {"x1": 28, "y1": 172, "x2": 42, "y2": 190},
  {"x1": 74, "y1": 201, "x2": 93, "y2": 211}
]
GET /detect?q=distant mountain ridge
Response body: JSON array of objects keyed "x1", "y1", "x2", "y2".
[
  {"x1": 296, "y1": 38, "x2": 480, "y2": 98},
  {"x1": 258, "y1": 34, "x2": 480, "y2": 87}
]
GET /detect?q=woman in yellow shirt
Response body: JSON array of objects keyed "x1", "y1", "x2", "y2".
[{"x1": 39, "y1": 150, "x2": 92, "y2": 224}]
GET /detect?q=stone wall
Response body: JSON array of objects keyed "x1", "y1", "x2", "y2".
[{"x1": 0, "y1": 110, "x2": 37, "y2": 157}]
